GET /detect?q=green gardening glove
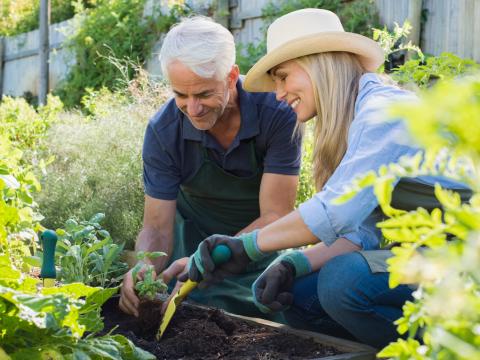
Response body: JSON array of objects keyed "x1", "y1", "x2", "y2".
[
  {"x1": 183, "y1": 230, "x2": 269, "y2": 288},
  {"x1": 252, "y1": 250, "x2": 311, "y2": 313}
]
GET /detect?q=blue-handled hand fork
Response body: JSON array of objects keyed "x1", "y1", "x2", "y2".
[{"x1": 157, "y1": 244, "x2": 231, "y2": 340}]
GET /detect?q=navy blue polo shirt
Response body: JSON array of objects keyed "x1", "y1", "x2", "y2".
[{"x1": 143, "y1": 78, "x2": 301, "y2": 200}]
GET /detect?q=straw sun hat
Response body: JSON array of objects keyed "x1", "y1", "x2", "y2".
[{"x1": 243, "y1": 8, "x2": 384, "y2": 92}]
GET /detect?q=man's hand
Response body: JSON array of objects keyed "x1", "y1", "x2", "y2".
[
  {"x1": 252, "y1": 250, "x2": 311, "y2": 313},
  {"x1": 119, "y1": 262, "x2": 155, "y2": 317},
  {"x1": 184, "y1": 231, "x2": 267, "y2": 288},
  {"x1": 160, "y1": 257, "x2": 189, "y2": 314}
]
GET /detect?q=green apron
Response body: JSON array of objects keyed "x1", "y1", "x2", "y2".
[
  {"x1": 170, "y1": 140, "x2": 277, "y2": 318},
  {"x1": 359, "y1": 179, "x2": 472, "y2": 273}
]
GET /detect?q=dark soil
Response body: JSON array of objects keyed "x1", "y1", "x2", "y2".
[
  {"x1": 101, "y1": 296, "x2": 343, "y2": 359},
  {"x1": 137, "y1": 298, "x2": 165, "y2": 336}
]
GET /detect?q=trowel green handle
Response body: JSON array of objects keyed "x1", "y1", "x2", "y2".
[
  {"x1": 40, "y1": 230, "x2": 58, "y2": 285},
  {"x1": 210, "y1": 244, "x2": 231, "y2": 266}
]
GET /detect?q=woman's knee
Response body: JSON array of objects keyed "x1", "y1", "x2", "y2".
[{"x1": 317, "y1": 252, "x2": 370, "y2": 310}]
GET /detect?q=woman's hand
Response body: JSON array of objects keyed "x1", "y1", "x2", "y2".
[
  {"x1": 184, "y1": 230, "x2": 268, "y2": 288},
  {"x1": 252, "y1": 260, "x2": 296, "y2": 313},
  {"x1": 252, "y1": 250, "x2": 311, "y2": 313}
]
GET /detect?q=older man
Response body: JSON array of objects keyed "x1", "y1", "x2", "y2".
[{"x1": 119, "y1": 16, "x2": 301, "y2": 318}]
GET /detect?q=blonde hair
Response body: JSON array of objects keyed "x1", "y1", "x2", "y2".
[{"x1": 296, "y1": 52, "x2": 364, "y2": 190}]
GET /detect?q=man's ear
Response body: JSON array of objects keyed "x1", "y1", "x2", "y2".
[{"x1": 227, "y1": 65, "x2": 240, "y2": 89}]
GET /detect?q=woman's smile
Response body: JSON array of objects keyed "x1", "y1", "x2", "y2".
[
  {"x1": 271, "y1": 60, "x2": 316, "y2": 122},
  {"x1": 289, "y1": 98, "x2": 301, "y2": 109}
]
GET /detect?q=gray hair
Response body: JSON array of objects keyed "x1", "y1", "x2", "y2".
[{"x1": 159, "y1": 16, "x2": 235, "y2": 80}]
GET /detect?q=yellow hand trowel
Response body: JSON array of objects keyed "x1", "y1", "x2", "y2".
[{"x1": 157, "y1": 244, "x2": 231, "y2": 340}]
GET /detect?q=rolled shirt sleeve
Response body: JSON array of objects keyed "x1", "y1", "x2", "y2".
[{"x1": 342, "y1": 209, "x2": 385, "y2": 250}]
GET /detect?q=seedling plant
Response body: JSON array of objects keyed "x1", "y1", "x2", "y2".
[{"x1": 132, "y1": 251, "x2": 168, "y2": 300}]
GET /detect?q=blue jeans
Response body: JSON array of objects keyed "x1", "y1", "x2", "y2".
[{"x1": 284, "y1": 252, "x2": 414, "y2": 349}]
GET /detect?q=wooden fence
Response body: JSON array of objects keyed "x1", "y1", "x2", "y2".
[
  {"x1": 1, "y1": 0, "x2": 479, "y2": 98},
  {"x1": 230, "y1": 0, "x2": 480, "y2": 60}
]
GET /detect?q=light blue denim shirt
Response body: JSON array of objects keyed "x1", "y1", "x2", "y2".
[{"x1": 298, "y1": 73, "x2": 468, "y2": 250}]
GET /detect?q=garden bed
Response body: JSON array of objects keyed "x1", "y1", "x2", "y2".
[{"x1": 101, "y1": 296, "x2": 376, "y2": 359}]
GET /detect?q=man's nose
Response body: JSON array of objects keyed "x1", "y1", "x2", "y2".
[{"x1": 186, "y1": 98, "x2": 203, "y2": 116}]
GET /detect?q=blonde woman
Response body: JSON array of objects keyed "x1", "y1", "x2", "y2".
[{"x1": 180, "y1": 9, "x2": 471, "y2": 348}]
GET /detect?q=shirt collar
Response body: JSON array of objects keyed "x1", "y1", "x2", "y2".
[
  {"x1": 354, "y1": 73, "x2": 383, "y2": 114},
  {"x1": 358, "y1": 73, "x2": 382, "y2": 94},
  {"x1": 181, "y1": 77, "x2": 260, "y2": 142}
]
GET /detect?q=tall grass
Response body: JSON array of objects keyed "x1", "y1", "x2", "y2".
[{"x1": 38, "y1": 70, "x2": 171, "y2": 248}]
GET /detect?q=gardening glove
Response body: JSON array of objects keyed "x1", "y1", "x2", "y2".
[
  {"x1": 252, "y1": 250, "x2": 311, "y2": 313},
  {"x1": 180, "y1": 230, "x2": 269, "y2": 288}
]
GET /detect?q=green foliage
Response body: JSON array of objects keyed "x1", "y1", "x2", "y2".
[
  {"x1": 0, "y1": 255, "x2": 154, "y2": 359},
  {"x1": 236, "y1": 41, "x2": 267, "y2": 77},
  {"x1": 56, "y1": 0, "x2": 188, "y2": 107},
  {"x1": 132, "y1": 251, "x2": 168, "y2": 300},
  {"x1": 38, "y1": 81, "x2": 170, "y2": 249},
  {"x1": 55, "y1": 213, "x2": 129, "y2": 288},
  {"x1": 296, "y1": 124, "x2": 316, "y2": 207},
  {"x1": 392, "y1": 52, "x2": 480, "y2": 89},
  {"x1": 0, "y1": 136, "x2": 42, "y2": 272},
  {"x1": 391, "y1": 74, "x2": 480, "y2": 158},
  {"x1": 0, "y1": 0, "x2": 93, "y2": 36},
  {"x1": 0, "y1": 95, "x2": 63, "y2": 151},
  {"x1": 237, "y1": 0, "x2": 380, "y2": 73},
  {"x1": 0, "y1": 94, "x2": 153, "y2": 359},
  {"x1": 372, "y1": 21, "x2": 424, "y2": 71},
  {"x1": 0, "y1": 95, "x2": 62, "y2": 271},
  {"x1": 338, "y1": 75, "x2": 480, "y2": 358}
]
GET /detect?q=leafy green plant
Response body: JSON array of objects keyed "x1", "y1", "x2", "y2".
[
  {"x1": 337, "y1": 74, "x2": 480, "y2": 359},
  {"x1": 132, "y1": 251, "x2": 168, "y2": 301},
  {"x1": 0, "y1": 94, "x2": 62, "y2": 151},
  {"x1": 392, "y1": 52, "x2": 480, "y2": 89},
  {"x1": 0, "y1": 95, "x2": 67, "y2": 274},
  {"x1": 0, "y1": 94, "x2": 153, "y2": 359},
  {"x1": 55, "y1": 213, "x2": 129, "y2": 288},
  {"x1": 0, "y1": 0, "x2": 94, "y2": 36},
  {"x1": 134, "y1": 267, "x2": 167, "y2": 300},
  {"x1": 372, "y1": 20, "x2": 424, "y2": 72},
  {"x1": 0, "y1": 254, "x2": 154, "y2": 359},
  {"x1": 56, "y1": 0, "x2": 189, "y2": 107},
  {"x1": 0, "y1": 134, "x2": 43, "y2": 272}
]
